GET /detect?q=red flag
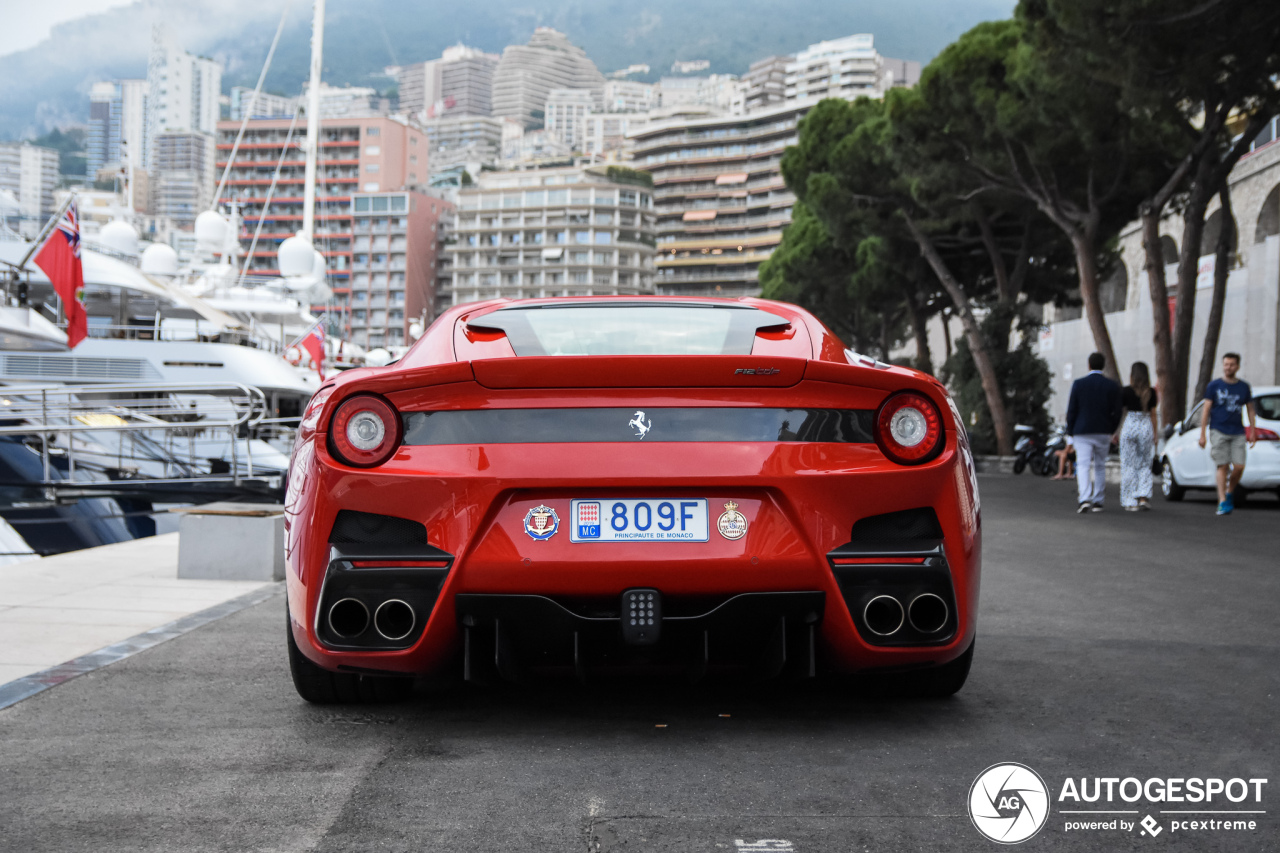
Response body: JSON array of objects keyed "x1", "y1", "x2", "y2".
[
  {"x1": 33, "y1": 200, "x2": 87, "y2": 348},
  {"x1": 300, "y1": 322, "x2": 325, "y2": 378}
]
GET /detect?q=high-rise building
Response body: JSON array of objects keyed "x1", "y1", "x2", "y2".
[
  {"x1": 149, "y1": 131, "x2": 216, "y2": 226},
  {"x1": 87, "y1": 79, "x2": 148, "y2": 177},
  {"x1": 348, "y1": 190, "x2": 453, "y2": 347},
  {"x1": 784, "y1": 34, "x2": 914, "y2": 102},
  {"x1": 657, "y1": 74, "x2": 740, "y2": 111},
  {"x1": 544, "y1": 88, "x2": 598, "y2": 151},
  {"x1": 215, "y1": 116, "x2": 429, "y2": 325},
  {"x1": 0, "y1": 143, "x2": 59, "y2": 222},
  {"x1": 422, "y1": 115, "x2": 519, "y2": 177},
  {"x1": 491, "y1": 28, "x2": 605, "y2": 129},
  {"x1": 444, "y1": 164, "x2": 656, "y2": 305},
  {"x1": 229, "y1": 87, "x2": 296, "y2": 120},
  {"x1": 144, "y1": 25, "x2": 222, "y2": 169},
  {"x1": 582, "y1": 113, "x2": 646, "y2": 158},
  {"x1": 736, "y1": 56, "x2": 790, "y2": 114},
  {"x1": 630, "y1": 101, "x2": 809, "y2": 297},
  {"x1": 602, "y1": 80, "x2": 657, "y2": 113},
  {"x1": 399, "y1": 45, "x2": 500, "y2": 120}
]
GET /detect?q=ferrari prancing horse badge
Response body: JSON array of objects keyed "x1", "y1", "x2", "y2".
[
  {"x1": 717, "y1": 500, "x2": 747, "y2": 540},
  {"x1": 524, "y1": 504, "x2": 560, "y2": 540}
]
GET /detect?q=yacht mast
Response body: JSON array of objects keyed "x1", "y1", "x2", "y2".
[{"x1": 301, "y1": 0, "x2": 326, "y2": 242}]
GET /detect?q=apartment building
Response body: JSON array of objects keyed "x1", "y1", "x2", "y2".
[
  {"x1": 629, "y1": 101, "x2": 806, "y2": 296},
  {"x1": 149, "y1": 131, "x2": 215, "y2": 226},
  {"x1": 602, "y1": 80, "x2": 657, "y2": 113},
  {"x1": 348, "y1": 190, "x2": 453, "y2": 348},
  {"x1": 545, "y1": 88, "x2": 598, "y2": 151},
  {"x1": 215, "y1": 116, "x2": 428, "y2": 324},
  {"x1": 144, "y1": 25, "x2": 221, "y2": 169},
  {"x1": 736, "y1": 56, "x2": 790, "y2": 113},
  {"x1": 87, "y1": 79, "x2": 148, "y2": 177},
  {"x1": 582, "y1": 113, "x2": 646, "y2": 158},
  {"x1": 0, "y1": 142, "x2": 59, "y2": 222},
  {"x1": 229, "y1": 87, "x2": 295, "y2": 120},
  {"x1": 444, "y1": 165, "x2": 656, "y2": 305},
  {"x1": 399, "y1": 45, "x2": 500, "y2": 120},
  {"x1": 784, "y1": 34, "x2": 915, "y2": 102},
  {"x1": 491, "y1": 28, "x2": 605, "y2": 129}
]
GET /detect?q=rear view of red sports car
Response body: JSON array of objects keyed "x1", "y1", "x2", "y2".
[{"x1": 284, "y1": 297, "x2": 981, "y2": 703}]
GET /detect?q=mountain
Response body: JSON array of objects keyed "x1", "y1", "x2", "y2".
[{"x1": 0, "y1": 0, "x2": 1016, "y2": 140}]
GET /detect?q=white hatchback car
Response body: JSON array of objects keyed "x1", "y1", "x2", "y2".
[{"x1": 1161, "y1": 385, "x2": 1280, "y2": 501}]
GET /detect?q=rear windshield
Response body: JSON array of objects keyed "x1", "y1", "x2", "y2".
[
  {"x1": 466, "y1": 304, "x2": 788, "y2": 356},
  {"x1": 1255, "y1": 394, "x2": 1280, "y2": 421}
]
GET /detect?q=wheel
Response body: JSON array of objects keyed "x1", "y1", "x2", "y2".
[
  {"x1": 1013, "y1": 457, "x2": 1026, "y2": 474},
  {"x1": 1029, "y1": 455, "x2": 1047, "y2": 476},
  {"x1": 1161, "y1": 458, "x2": 1185, "y2": 501},
  {"x1": 286, "y1": 603, "x2": 413, "y2": 704},
  {"x1": 895, "y1": 640, "x2": 975, "y2": 698}
]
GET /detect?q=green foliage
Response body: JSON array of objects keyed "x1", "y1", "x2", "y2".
[
  {"x1": 30, "y1": 127, "x2": 86, "y2": 177},
  {"x1": 603, "y1": 166, "x2": 654, "y2": 188},
  {"x1": 942, "y1": 306, "x2": 1052, "y2": 454}
]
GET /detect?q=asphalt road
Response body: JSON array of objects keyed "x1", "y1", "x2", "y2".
[{"x1": 1, "y1": 475, "x2": 1276, "y2": 852}]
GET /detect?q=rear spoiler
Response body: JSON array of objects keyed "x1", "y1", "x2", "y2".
[{"x1": 470, "y1": 355, "x2": 808, "y2": 389}]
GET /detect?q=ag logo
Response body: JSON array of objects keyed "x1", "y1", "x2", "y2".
[{"x1": 968, "y1": 763, "x2": 1050, "y2": 844}]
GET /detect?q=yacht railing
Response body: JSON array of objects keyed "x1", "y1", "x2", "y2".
[{"x1": 0, "y1": 382, "x2": 296, "y2": 491}]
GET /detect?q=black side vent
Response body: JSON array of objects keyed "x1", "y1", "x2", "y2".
[
  {"x1": 850, "y1": 508, "x2": 943, "y2": 542},
  {"x1": 330, "y1": 510, "x2": 427, "y2": 546}
]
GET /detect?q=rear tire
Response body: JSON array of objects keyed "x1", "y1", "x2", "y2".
[
  {"x1": 1161, "y1": 459, "x2": 1185, "y2": 501},
  {"x1": 1013, "y1": 458, "x2": 1026, "y2": 474},
  {"x1": 287, "y1": 604, "x2": 413, "y2": 704}
]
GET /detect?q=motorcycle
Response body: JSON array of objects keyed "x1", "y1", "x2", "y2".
[
  {"x1": 1012, "y1": 424, "x2": 1043, "y2": 474},
  {"x1": 1037, "y1": 423, "x2": 1070, "y2": 477}
]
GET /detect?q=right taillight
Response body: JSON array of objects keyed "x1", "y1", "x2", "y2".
[
  {"x1": 328, "y1": 394, "x2": 401, "y2": 467},
  {"x1": 1253, "y1": 427, "x2": 1278, "y2": 440},
  {"x1": 875, "y1": 391, "x2": 944, "y2": 465}
]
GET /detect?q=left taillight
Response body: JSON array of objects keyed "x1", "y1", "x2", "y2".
[
  {"x1": 328, "y1": 394, "x2": 402, "y2": 468},
  {"x1": 875, "y1": 391, "x2": 944, "y2": 465}
]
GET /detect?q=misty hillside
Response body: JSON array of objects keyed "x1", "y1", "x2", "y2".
[{"x1": 0, "y1": 0, "x2": 1015, "y2": 140}]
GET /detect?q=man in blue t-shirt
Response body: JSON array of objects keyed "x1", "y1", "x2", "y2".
[{"x1": 1198, "y1": 352, "x2": 1258, "y2": 515}]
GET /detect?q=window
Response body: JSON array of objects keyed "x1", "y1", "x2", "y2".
[
  {"x1": 363, "y1": 183, "x2": 380, "y2": 192},
  {"x1": 594, "y1": 252, "x2": 611, "y2": 264},
  {"x1": 547, "y1": 189, "x2": 567, "y2": 205},
  {"x1": 595, "y1": 212, "x2": 612, "y2": 225},
  {"x1": 365, "y1": 146, "x2": 381, "y2": 156},
  {"x1": 571, "y1": 251, "x2": 590, "y2": 264},
  {"x1": 354, "y1": 197, "x2": 370, "y2": 212},
  {"x1": 366, "y1": 164, "x2": 380, "y2": 173},
  {"x1": 595, "y1": 190, "x2": 616, "y2": 205},
  {"x1": 617, "y1": 253, "x2": 632, "y2": 266},
  {"x1": 366, "y1": 127, "x2": 380, "y2": 136},
  {"x1": 594, "y1": 231, "x2": 612, "y2": 245},
  {"x1": 390, "y1": 196, "x2": 406, "y2": 212},
  {"x1": 554, "y1": 231, "x2": 568, "y2": 244},
  {"x1": 572, "y1": 192, "x2": 591, "y2": 204},
  {"x1": 574, "y1": 231, "x2": 591, "y2": 244},
  {"x1": 410, "y1": 136, "x2": 417, "y2": 146},
  {"x1": 571, "y1": 271, "x2": 590, "y2": 283},
  {"x1": 409, "y1": 155, "x2": 417, "y2": 163},
  {"x1": 619, "y1": 190, "x2": 636, "y2": 205}
]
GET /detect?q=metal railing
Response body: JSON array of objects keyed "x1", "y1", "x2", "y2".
[{"x1": 0, "y1": 382, "x2": 292, "y2": 489}]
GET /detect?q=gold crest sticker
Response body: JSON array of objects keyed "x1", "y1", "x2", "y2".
[{"x1": 717, "y1": 500, "x2": 748, "y2": 540}]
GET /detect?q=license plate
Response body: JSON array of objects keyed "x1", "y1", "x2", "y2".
[{"x1": 570, "y1": 499, "x2": 709, "y2": 542}]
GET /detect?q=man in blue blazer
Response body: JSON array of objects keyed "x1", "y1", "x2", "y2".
[{"x1": 1066, "y1": 352, "x2": 1122, "y2": 512}]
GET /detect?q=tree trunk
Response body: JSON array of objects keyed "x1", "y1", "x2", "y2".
[
  {"x1": 904, "y1": 287, "x2": 933, "y2": 375},
  {"x1": 1069, "y1": 226, "x2": 1120, "y2": 382},
  {"x1": 902, "y1": 214, "x2": 1013, "y2": 456},
  {"x1": 1194, "y1": 184, "x2": 1234, "y2": 403},
  {"x1": 1170, "y1": 167, "x2": 1215, "y2": 421},
  {"x1": 974, "y1": 205, "x2": 1013, "y2": 303},
  {"x1": 1141, "y1": 204, "x2": 1176, "y2": 427}
]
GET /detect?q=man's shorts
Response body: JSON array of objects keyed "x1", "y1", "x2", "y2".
[{"x1": 1209, "y1": 429, "x2": 1247, "y2": 466}]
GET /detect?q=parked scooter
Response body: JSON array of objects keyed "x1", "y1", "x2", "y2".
[
  {"x1": 1012, "y1": 424, "x2": 1042, "y2": 474},
  {"x1": 1038, "y1": 423, "x2": 1070, "y2": 477}
]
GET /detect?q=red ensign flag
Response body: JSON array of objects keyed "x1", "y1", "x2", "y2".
[
  {"x1": 33, "y1": 200, "x2": 87, "y2": 348},
  {"x1": 301, "y1": 322, "x2": 325, "y2": 378}
]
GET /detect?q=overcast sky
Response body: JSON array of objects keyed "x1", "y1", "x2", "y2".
[{"x1": 0, "y1": 0, "x2": 136, "y2": 57}]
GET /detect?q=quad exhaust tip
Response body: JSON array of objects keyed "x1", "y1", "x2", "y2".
[
  {"x1": 374, "y1": 599, "x2": 416, "y2": 641},
  {"x1": 328, "y1": 598, "x2": 369, "y2": 639},
  {"x1": 863, "y1": 595, "x2": 905, "y2": 636},
  {"x1": 908, "y1": 593, "x2": 949, "y2": 634}
]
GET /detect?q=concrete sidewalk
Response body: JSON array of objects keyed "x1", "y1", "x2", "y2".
[{"x1": 0, "y1": 533, "x2": 274, "y2": 684}]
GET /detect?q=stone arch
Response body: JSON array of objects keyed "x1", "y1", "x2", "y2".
[
  {"x1": 1099, "y1": 260, "x2": 1128, "y2": 314},
  {"x1": 1255, "y1": 184, "x2": 1279, "y2": 244},
  {"x1": 1160, "y1": 235, "x2": 1178, "y2": 264},
  {"x1": 1201, "y1": 207, "x2": 1240, "y2": 255}
]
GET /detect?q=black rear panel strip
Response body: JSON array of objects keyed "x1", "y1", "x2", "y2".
[{"x1": 401, "y1": 407, "x2": 875, "y2": 445}]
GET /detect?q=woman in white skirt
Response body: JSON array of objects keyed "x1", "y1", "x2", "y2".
[{"x1": 1117, "y1": 361, "x2": 1159, "y2": 511}]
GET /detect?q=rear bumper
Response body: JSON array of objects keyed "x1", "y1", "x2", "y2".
[{"x1": 286, "y1": 439, "x2": 981, "y2": 678}]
